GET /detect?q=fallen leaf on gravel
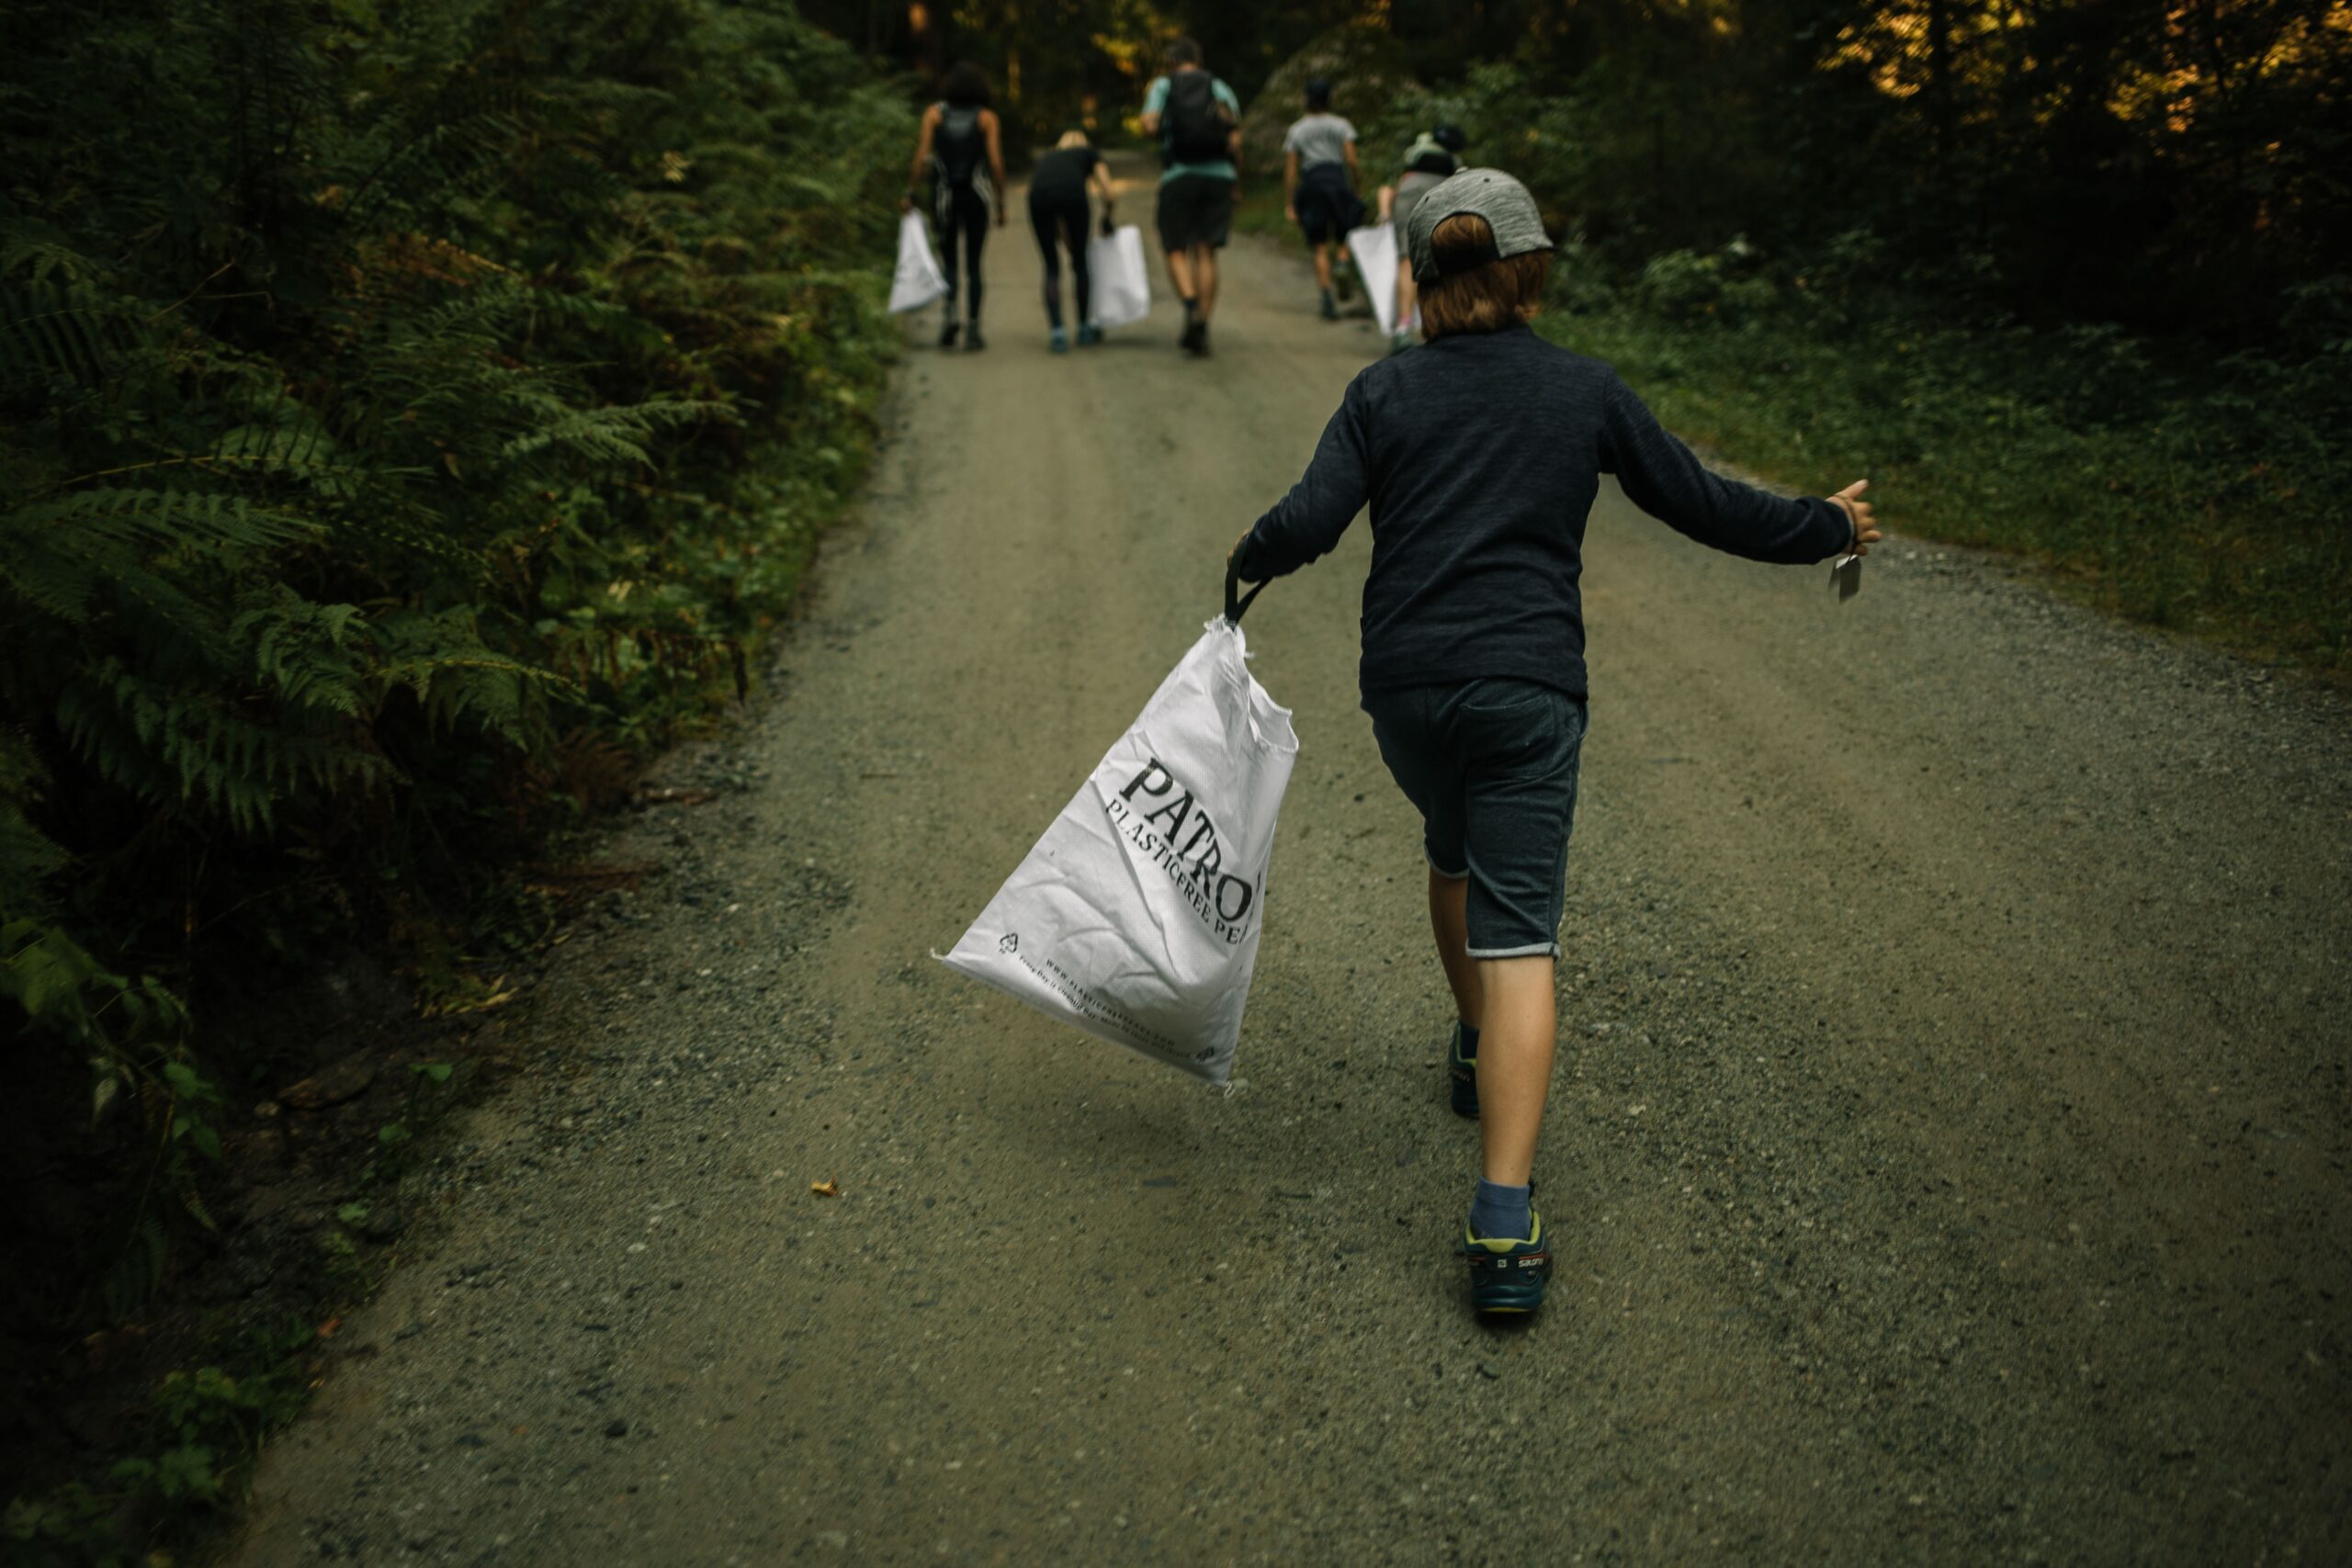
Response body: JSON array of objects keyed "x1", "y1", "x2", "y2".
[
  {"x1": 637, "y1": 786, "x2": 719, "y2": 807},
  {"x1": 277, "y1": 1050, "x2": 378, "y2": 1111},
  {"x1": 317, "y1": 1316, "x2": 342, "y2": 1338},
  {"x1": 809, "y1": 1179, "x2": 840, "y2": 1197}
]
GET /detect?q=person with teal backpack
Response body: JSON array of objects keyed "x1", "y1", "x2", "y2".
[
  {"x1": 1138, "y1": 38, "x2": 1241, "y2": 357},
  {"x1": 902, "y1": 62, "x2": 1007, "y2": 351}
]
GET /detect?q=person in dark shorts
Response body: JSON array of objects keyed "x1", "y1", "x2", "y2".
[
  {"x1": 1138, "y1": 38, "x2": 1241, "y2": 356},
  {"x1": 1226, "y1": 169, "x2": 1882, "y2": 1318},
  {"x1": 1282, "y1": 78, "x2": 1363, "y2": 321},
  {"x1": 1027, "y1": 129, "x2": 1119, "y2": 353},
  {"x1": 902, "y1": 62, "x2": 1007, "y2": 351}
]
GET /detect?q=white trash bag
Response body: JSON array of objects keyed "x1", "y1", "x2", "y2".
[
  {"x1": 941, "y1": 584, "x2": 1296, "y2": 1084},
  {"x1": 1346, "y1": 222, "x2": 1400, "y2": 336},
  {"x1": 888, "y1": 211, "x2": 948, "y2": 314},
  {"x1": 1087, "y1": 222, "x2": 1153, "y2": 330}
]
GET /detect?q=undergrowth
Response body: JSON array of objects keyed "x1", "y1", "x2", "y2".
[{"x1": 2, "y1": 0, "x2": 910, "y2": 1558}]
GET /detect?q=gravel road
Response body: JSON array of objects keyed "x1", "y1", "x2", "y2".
[{"x1": 231, "y1": 182, "x2": 2352, "y2": 1566}]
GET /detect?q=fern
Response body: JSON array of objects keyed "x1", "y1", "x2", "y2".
[{"x1": 56, "y1": 659, "x2": 393, "y2": 836}]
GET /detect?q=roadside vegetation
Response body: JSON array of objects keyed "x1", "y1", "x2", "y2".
[
  {"x1": 2, "y1": 0, "x2": 907, "y2": 1556},
  {"x1": 1227, "y1": 12, "x2": 2350, "y2": 669},
  {"x1": 1367, "y1": 36, "x2": 2352, "y2": 667}
]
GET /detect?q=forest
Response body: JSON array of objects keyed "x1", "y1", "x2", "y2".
[{"x1": 4, "y1": 0, "x2": 2346, "y2": 1559}]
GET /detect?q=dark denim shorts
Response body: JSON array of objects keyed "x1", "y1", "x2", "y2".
[{"x1": 1363, "y1": 679, "x2": 1589, "y2": 959}]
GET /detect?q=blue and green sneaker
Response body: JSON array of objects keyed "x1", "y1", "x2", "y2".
[
  {"x1": 1461, "y1": 1209, "x2": 1551, "y2": 1315},
  {"x1": 1448, "y1": 1021, "x2": 1479, "y2": 1119}
]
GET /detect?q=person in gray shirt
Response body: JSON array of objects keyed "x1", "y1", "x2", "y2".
[{"x1": 1283, "y1": 79, "x2": 1363, "y2": 320}]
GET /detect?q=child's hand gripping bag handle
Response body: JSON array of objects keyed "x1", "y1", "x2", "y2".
[{"x1": 1224, "y1": 567, "x2": 1265, "y2": 628}]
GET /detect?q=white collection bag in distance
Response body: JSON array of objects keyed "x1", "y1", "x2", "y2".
[
  {"x1": 941, "y1": 577, "x2": 1295, "y2": 1085},
  {"x1": 888, "y1": 211, "x2": 948, "y2": 314},
  {"x1": 1346, "y1": 222, "x2": 1399, "y2": 337},
  {"x1": 1086, "y1": 222, "x2": 1152, "y2": 330}
]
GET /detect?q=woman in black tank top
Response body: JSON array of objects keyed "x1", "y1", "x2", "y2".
[{"x1": 903, "y1": 62, "x2": 1007, "y2": 350}]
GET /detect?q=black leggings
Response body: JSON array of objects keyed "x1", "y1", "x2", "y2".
[
  {"x1": 1028, "y1": 193, "x2": 1091, "y2": 331},
  {"x1": 935, "y1": 184, "x2": 989, "y2": 321}
]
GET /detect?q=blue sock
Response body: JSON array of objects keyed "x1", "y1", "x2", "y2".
[
  {"x1": 1455, "y1": 1021, "x2": 1480, "y2": 1060},
  {"x1": 1470, "y1": 1179, "x2": 1532, "y2": 1241}
]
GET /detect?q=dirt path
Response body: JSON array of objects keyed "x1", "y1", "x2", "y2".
[{"x1": 231, "y1": 181, "x2": 2352, "y2": 1566}]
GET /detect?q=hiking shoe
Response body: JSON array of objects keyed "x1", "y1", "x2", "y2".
[
  {"x1": 1049, "y1": 327, "x2": 1069, "y2": 354},
  {"x1": 966, "y1": 323, "x2": 986, "y2": 352},
  {"x1": 1319, "y1": 291, "x2": 1339, "y2": 321},
  {"x1": 1461, "y1": 1209, "x2": 1551, "y2": 1315},
  {"x1": 1447, "y1": 1021, "x2": 1479, "y2": 1119},
  {"x1": 1077, "y1": 323, "x2": 1102, "y2": 347},
  {"x1": 938, "y1": 319, "x2": 960, "y2": 349},
  {"x1": 1181, "y1": 317, "x2": 1206, "y2": 355}
]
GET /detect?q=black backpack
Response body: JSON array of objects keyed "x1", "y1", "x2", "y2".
[
  {"x1": 1161, "y1": 72, "x2": 1232, "y2": 165},
  {"x1": 935, "y1": 104, "x2": 985, "y2": 188}
]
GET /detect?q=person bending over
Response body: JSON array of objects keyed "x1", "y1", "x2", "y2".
[{"x1": 1028, "y1": 128, "x2": 1119, "y2": 352}]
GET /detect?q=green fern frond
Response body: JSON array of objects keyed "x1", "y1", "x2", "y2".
[
  {"x1": 0, "y1": 278, "x2": 144, "y2": 389},
  {"x1": 7, "y1": 486, "x2": 325, "y2": 550},
  {"x1": 232, "y1": 585, "x2": 375, "y2": 718},
  {"x1": 57, "y1": 660, "x2": 392, "y2": 835}
]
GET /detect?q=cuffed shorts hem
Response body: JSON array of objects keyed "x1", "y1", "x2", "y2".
[
  {"x1": 1425, "y1": 849, "x2": 1469, "y2": 880},
  {"x1": 1466, "y1": 941, "x2": 1562, "y2": 961},
  {"x1": 1364, "y1": 677, "x2": 1588, "y2": 962}
]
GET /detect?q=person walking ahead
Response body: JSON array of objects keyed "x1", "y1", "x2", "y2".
[
  {"x1": 1138, "y1": 38, "x2": 1240, "y2": 357},
  {"x1": 1027, "y1": 129, "x2": 1119, "y2": 353},
  {"x1": 1226, "y1": 170, "x2": 1881, "y2": 1319},
  {"x1": 1375, "y1": 124, "x2": 1466, "y2": 354},
  {"x1": 903, "y1": 62, "x2": 1007, "y2": 351},
  {"x1": 1283, "y1": 78, "x2": 1363, "y2": 321}
]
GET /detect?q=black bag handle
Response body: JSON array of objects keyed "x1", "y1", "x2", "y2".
[{"x1": 1224, "y1": 567, "x2": 1264, "y2": 626}]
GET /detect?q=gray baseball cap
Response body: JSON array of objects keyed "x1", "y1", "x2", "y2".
[{"x1": 1405, "y1": 167, "x2": 1555, "y2": 284}]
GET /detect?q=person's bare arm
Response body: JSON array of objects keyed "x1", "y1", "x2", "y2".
[
  {"x1": 1283, "y1": 149, "x2": 1300, "y2": 222},
  {"x1": 1090, "y1": 158, "x2": 1118, "y2": 220},
  {"x1": 902, "y1": 105, "x2": 938, "y2": 212},
  {"x1": 1377, "y1": 182, "x2": 1396, "y2": 221},
  {"x1": 1140, "y1": 107, "x2": 1162, "y2": 136},
  {"x1": 982, "y1": 110, "x2": 1008, "y2": 225},
  {"x1": 1343, "y1": 139, "x2": 1360, "y2": 182}
]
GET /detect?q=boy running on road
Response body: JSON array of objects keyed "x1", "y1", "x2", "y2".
[
  {"x1": 1139, "y1": 38, "x2": 1241, "y2": 357},
  {"x1": 1227, "y1": 170, "x2": 1880, "y2": 1318},
  {"x1": 1283, "y1": 79, "x2": 1363, "y2": 321}
]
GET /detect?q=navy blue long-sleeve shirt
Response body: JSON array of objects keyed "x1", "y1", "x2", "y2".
[{"x1": 1239, "y1": 323, "x2": 1853, "y2": 699}]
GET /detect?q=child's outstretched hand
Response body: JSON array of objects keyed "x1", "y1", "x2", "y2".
[{"x1": 1826, "y1": 479, "x2": 1882, "y2": 556}]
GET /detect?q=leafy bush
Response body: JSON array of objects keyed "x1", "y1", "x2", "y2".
[
  {"x1": 1544, "y1": 245, "x2": 2352, "y2": 667},
  {"x1": 1, "y1": 0, "x2": 908, "y2": 1317}
]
